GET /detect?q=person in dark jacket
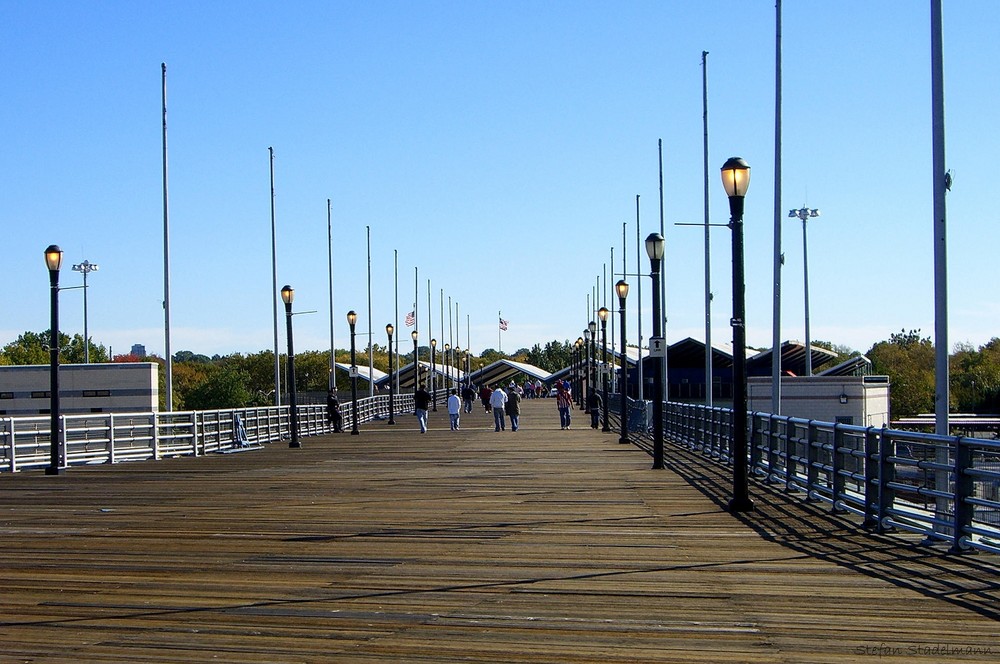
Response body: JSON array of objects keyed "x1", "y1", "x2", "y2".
[
  {"x1": 326, "y1": 389, "x2": 343, "y2": 433},
  {"x1": 414, "y1": 384, "x2": 431, "y2": 433},
  {"x1": 587, "y1": 389, "x2": 602, "y2": 429}
]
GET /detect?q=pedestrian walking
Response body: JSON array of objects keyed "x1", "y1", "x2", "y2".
[
  {"x1": 479, "y1": 384, "x2": 493, "y2": 412},
  {"x1": 556, "y1": 382, "x2": 573, "y2": 430},
  {"x1": 462, "y1": 384, "x2": 476, "y2": 413},
  {"x1": 505, "y1": 385, "x2": 521, "y2": 431},
  {"x1": 447, "y1": 389, "x2": 461, "y2": 430},
  {"x1": 587, "y1": 389, "x2": 602, "y2": 429},
  {"x1": 414, "y1": 383, "x2": 431, "y2": 433},
  {"x1": 489, "y1": 385, "x2": 508, "y2": 431}
]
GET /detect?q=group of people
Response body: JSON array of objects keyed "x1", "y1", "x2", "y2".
[{"x1": 327, "y1": 378, "x2": 599, "y2": 435}]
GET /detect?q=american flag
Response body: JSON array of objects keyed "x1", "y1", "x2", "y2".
[
  {"x1": 499, "y1": 317, "x2": 509, "y2": 331},
  {"x1": 405, "y1": 310, "x2": 415, "y2": 327}
]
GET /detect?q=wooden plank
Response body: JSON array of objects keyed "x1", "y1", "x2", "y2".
[{"x1": 0, "y1": 400, "x2": 997, "y2": 662}]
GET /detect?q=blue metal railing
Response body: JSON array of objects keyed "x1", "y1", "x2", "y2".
[{"x1": 609, "y1": 395, "x2": 1000, "y2": 556}]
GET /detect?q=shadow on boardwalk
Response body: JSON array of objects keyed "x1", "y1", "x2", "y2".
[{"x1": 660, "y1": 440, "x2": 1000, "y2": 622}]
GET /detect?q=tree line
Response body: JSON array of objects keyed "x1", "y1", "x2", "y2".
[{"x1": 2, "y1": 330, "x2": 999, "y2": 418}]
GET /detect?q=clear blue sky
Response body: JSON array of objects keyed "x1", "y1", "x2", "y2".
[{"x1": 2, "y1": 1, "x2": 997, "y2": 360}]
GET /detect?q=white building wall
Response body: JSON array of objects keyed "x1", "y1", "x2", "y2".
[
  {"x1": 747, "y1": 375, "x2": 890, "y2": 427},
  {"x1": 0, "y1": 363, "x2": 158, "y2": 415}
]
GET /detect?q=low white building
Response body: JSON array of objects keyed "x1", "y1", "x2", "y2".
[
  {"x1": 747, "y1": 375, "x2": 890, "y2": 427},
  {"x1": 0, "y1": 363, "x2": 159, "y2": 415}
]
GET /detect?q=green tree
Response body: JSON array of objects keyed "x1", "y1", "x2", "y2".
[
  {"x1": 184, "y1": 365, "x2": 254, "y2": 410},
  {"x1": 867, "y1": 329, "x2": 935, "y2": 418},
  {"x1": 1, "y1": 330, "x2": 108, "y2": 365},
  {"x1": 1, "y1": 331, "x2": 52, "y2": 365}
]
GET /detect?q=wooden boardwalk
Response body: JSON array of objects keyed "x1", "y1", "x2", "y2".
[{"x1": 1, "y1": 399, "x2": 997, "y2": 663}]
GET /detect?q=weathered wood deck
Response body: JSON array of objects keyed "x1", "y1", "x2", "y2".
[{"x1": 1, "y1": 399, "x2": 997, "y2": 663}]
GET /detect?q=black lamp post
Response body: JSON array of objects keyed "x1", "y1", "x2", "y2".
[
  {"x1": 583, "y1": 329, "x2": 592, "y2": 413},
  {"x1": 386, "y1": 323, "x2": 396, "y2": 425},
  {"x1": 44, "y1": 245, "x2": 64, "y2": 475},
  {"x1": 598, "y1": 307, "x2": 610, "y2": 432},
  {"x1": 721, "y1": 156, "x2": 754, "y2": 513},
  {"x1": 430, "y1": 338, "x2": 437, "y2": 411},
  {"x1": 411, "y1": 330, "x2": 419, "y2": 394},
  {"x1": 281, "y1": 285, "x2": 301, "y2": 448},
  {"x1": 348, "y1": 310, "x2": 360, "y2": 435},
  {"x1": 616, "y1": 279, "x2": 630, "y2": 445},
  {"x1": 646, "y1": 233, "x2": 665, "y2": 470}
]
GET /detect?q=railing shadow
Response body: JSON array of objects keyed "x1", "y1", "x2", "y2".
[{"x1": 660, "y1": 442, "x2": 1000, "y2": 622}]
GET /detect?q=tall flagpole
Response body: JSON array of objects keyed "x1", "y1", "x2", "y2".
[
  {"x1": 394, "y1": 249, "x2": 399, "y2": 394},
  {"x1": 771, "y1": 1, "x2": 784, "y2": 414},
  {"x1": 498, "y1": 310, "x2": 502, "y2": 353},
  {"x1": 328, "y1": 199, "x2": 336, "y2": 390},
  {"x1": 702, "y1": 50, "x2": 713, "y2": 407},
  {"x1": 931, "y1": 0, "x2": 951, "y2": 534},
  {"x1": 269, "y1": 147, "x2": 280, "y2": 407},
  {"x1": 366, "y1": 226, "x2": 374, "y2": 397},
  {"x1": 414, "y1": 267, "x2": 419, "y2": 391},
  {"x1": 658, "y1": 139, "x2": 668, "y2": 403},
  {"x1": 635, "y1": 195, "x2": 643, "y2": 400},
  {"x1": 161, "y1": 63, "x2": 173, "y2": 411}
]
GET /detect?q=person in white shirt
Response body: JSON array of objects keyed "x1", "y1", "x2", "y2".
[
  {"x1": 489, "y1": 385, "x2": 508, "y2": 432},
  {"x1": 447, "y1": 389, "x2": 461, "y2": 431}
]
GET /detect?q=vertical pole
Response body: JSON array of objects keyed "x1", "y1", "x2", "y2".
[
  {"x1": 635, "y1": 196, "x2": 643, "y2": 400},
  {"x1": 931, "y1": 0, "x2": 951, "y2": 533},
  {"x1": 601, "y1": 317, "x2": 610, "y2": 432},
  {"x1": 47, "y1": 261, "x2": 62, "y2": 475},
  {"x1": 803, "y1": 216, "x2": 812, "y2": 376},
  {"x1": 269, "y1": 147, "x2": 280, "y2": 407},
  {"x1": 658, "y1": 140, "x2": 668, "y2": 405},
  {"x1": 651, "y1": 257, "x2": 664, "y2": 469},
  {"x1": 161, "y1": 63, "x2": 173, "y2": 411},
  {"x1": 285, "y1": 299, "x2": 300, "y2": 448},
  {"x1": 618, "y1": 288, "x2": 629, "y2": 445},
  {"x1": 702, "y1": 51, "x2": 713, "y2": 408},
  {"x1": 771, "y1": 0, "x2": 784, "y2": 414},
  {"x1": 328, "y1": 199, "x2": 336, "y2": 390},
  {"x1": 82, "y1": 269, "x2": 90, "y2": 364},
  {"x1": 730, "y1": 199, "x2": 753, "y2": 513},
  {"x1": 367, "y1": 227, "x2": 374, "y2": 398}
]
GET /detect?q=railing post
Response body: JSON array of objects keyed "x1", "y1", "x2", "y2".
[
  {"x1": 766, "y1": 414, "x2": 779, "y2": 484},
  {"x1": 153, "y1": 412, "x2": 161, "y2": 460},
  {"x1": 831, "y1": 423, "x2": 846, "y2": 513},
  {"x1": 949, "y1": 437, "x2": 974, "y2": 554},
  {"x1": 786, "y1": 422, "x2": 799, "y2": 493},
  {"x1": 876, "y1": 427, "x2": 894, "y2": 534},
  {"x1": 862, "y1": 427, "x2": 879, "y2": 529},
  {"x1": 7, "y1": 417, "x2": 16, "y2": 472},
  {"x1": 108, "y1": 413, "x2": 116, "y2": 465},
  {"x1": 805, "y1": 420, "x2": 819, "y2": 501}
]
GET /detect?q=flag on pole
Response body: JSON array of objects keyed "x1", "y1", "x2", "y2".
[
  {"x1": 405, "y1": 310, "x2": 416, "y2": 327},
  {"x1": 499, "y1": 317, "x2": 509, "y2": 331}
]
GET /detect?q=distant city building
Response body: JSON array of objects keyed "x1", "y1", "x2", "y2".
[{"x1": 131, "y1": 344, "x2": 147, "y2": 358}]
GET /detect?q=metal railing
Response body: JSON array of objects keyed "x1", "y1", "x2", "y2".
[
  {"x1": 0, "y1": 393, "x2": 415, "y2": 473},
  {"x1": 630, "y1": 398, "x2": 999, "y2": 555}
]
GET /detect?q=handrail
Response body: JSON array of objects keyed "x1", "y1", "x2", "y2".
[
  {"x1": 0, "y1": 392, "x2": 415, "y2": 474},
  {"x1": 611, "y1": 394, "x2": 999, "y2": 556}
]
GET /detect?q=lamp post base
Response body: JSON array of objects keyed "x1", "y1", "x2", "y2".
[
  {"x1": 728, "y1": 496, "x2": 755, "y2": 513},
  {"x1": 44, "y1": 466, "x2": 64, "y2": 476}
]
